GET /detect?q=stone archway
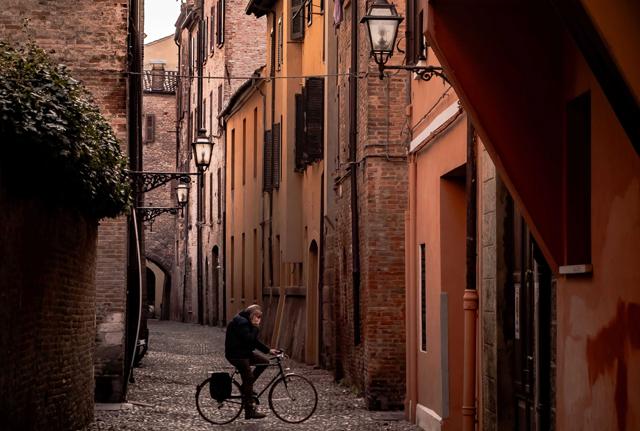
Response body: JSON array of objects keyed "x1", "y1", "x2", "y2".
[{"x1": 145, "y1": 259, "x2": 170, "y2": 320}]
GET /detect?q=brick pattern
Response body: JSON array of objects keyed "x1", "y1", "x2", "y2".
[
  {"x1": 143, "y1": 92, "x2": 178, "y2": 276},
  {"x1": 174, "y1": 0, "x2": 265, "y2": 325},
  {"x1": 326, "y1": 0, "x2": 408, "y2": 409},
  {"x1": 0, "y1": 189, "x2": 97, "y2": 429},
  {"x1": 0, "y1": 0, "x2": 132, "y2": 405}
]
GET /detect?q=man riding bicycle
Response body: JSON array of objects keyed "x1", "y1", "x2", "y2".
[{"x1": 224, "y1": 304, "x2": 278, "y2": 419}]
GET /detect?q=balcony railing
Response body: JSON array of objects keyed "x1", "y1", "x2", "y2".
[{"x1": 143, "y1": 70, "x2": 178, "y2": 93}]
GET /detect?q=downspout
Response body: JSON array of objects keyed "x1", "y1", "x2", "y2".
[
  {"x1": 407, "y1": 155, "x2": 418, "y2": 422},
  {"x1": 349, "y1": 0, "x2": 362, "y2": 345},
  {"x1": 268, "y1": 10, "x2": 276, "y2": 295},
  {"x1": 124, "y1": 0, "x2": 143, "y2": 397},
  {"x1": 221, "y1": 117, "x2": 227, "y2": 325},
  {"x1": 462, "y1": 118, "x2": 478, "y2": 431},
  {"x1": 257, "y1": 83, "x2": 268, "y2": 299},
  {"x1": 196, "y1": 0, "x2": 205, "y2": 325}
]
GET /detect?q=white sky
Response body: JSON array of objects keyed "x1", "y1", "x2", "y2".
[{"x1": 145, "y1": 0, "x2": 182, "y2": 43}]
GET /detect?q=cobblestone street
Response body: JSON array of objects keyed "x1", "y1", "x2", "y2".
[{"x1": 90, "y1": 320, "x2": 418, "y2": 430}]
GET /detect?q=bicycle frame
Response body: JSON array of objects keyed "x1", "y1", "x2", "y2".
[{"x1": 228, "y1": 355, "x2": 290, "y2": 401}]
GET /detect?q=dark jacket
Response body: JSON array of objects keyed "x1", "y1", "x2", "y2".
[{"x1": 225, "y1": 309, "x2": 270, "y2": 360}]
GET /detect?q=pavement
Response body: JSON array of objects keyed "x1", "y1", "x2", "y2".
[{"x1": 90, "y1": 319, "x2": 419, "y2": 431}]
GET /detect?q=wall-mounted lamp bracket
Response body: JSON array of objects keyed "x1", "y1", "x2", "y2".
[
  {"x1": 126, "y1": 170, "x2": 197, "y2": 193},
  {"x1": 377, "y1": 63, "x2": 449, "y2": 83},
  {"x1": 137, "y1": 206, "x2": 183, "y2": 223}
]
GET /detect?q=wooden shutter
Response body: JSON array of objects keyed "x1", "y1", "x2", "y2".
[
  {"x1": 304, "y1": 77, "x2": 324, "y2": 162},
  {"x1": 220, "y1": 0, "x2": 225, "y2": 46},
  {"x1": 291, "y1": 0, "x2": 304, "y2": 40},
  {"x1": 294, "y1": 93, "x2": 306, "y2": 171},
  {"x1": 263, "y1": 129, "x2": 273, "y2": 191},
  {"x1": 272, "y1": 122, "x2": 281, "y2": 188}
]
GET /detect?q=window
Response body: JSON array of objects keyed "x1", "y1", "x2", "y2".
[
  {"x1": 217, "y1": 167, "x2": 222, "y2": 221},
  {"x1": 565, "y1": 92, "x2": 591, "y2": 265},
  {"x1": 214, "y1": 6, "x2": 216, "y2": 53},
  {"x1": 209, "y1": 172, "x2": 213, "y2": 224},
  {"x1": 203, "y1": 99, "x2": 207, "y2": 131},
  {"x1": 242, "y1": 233, "x2": 246, "y2": 299},
  {"x1": 291, "y1": 0, "x2": 304, "y2": 40},
  {"x1": 242, "y1": 118, "x2": 247, "y2": 186},
  {"x1": 230, "y1": 236, "x2": 235, "y2": 299},
  {"x1": 217, "y1": 84, "x2": 223, "y2": 114},
  {"x1": 277, "y1": 17, "x2": 283, "y2": 70},
  {"x1": 216, "y1": 0, "x2": 225, "y2": 47},
  {"x1": 406, "y1": 1, "x2": 427, "y2": 65},
  {"x1": 231, "y1": 128, "x2": 235, "y2": 190},
  {"x1": 144, "y1": 114, "x2": 155, "y2": 143},
  {"x1": 253, "y1": 108, "x2": 258, "y2": 179},
  {"x1": 420, "y1": 244, "x2": 427, "y2": 351},
  {"x1": 204, "y1": 19, "x2": 208, "y2": 59},
  {"x1": 253, "y1": 229, "x2": 258, "y2": 300},
  {"x1": 209, "y1": 91, "x2": 213, "y2": 135},
  {"x1": 417, "y1": 11, "x2": 426, "y2": 61}
]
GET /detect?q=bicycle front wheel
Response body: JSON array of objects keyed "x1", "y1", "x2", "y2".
[
  {"x1": 195, "y1": 378, "x2": 243, "y2": 425},
  {"x1": 268, "y1": 373, "x2": 318, "y2": 423}
]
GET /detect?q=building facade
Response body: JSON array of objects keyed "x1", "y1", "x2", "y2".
[
  {"x1": 0, "y1": 0, "x2": 143, "y2": 412},
  {"x1": 403, "y1": 0, "x2": 640, "y2": 429},
  {"x1": 142, "y1": 35, "x2": 179, "y2": 321},
  {"x1": 174, "y1": 0, "x2": 266, "y2": 325},
  {"x1": 328, "y1": 0, "x2": 409, "y2": 409}
]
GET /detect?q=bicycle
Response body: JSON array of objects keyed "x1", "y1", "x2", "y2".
[{"x1": 195, "y1": 351, "x2": 318, "y2": 425}]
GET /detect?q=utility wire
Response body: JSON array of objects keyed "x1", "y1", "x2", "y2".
[{"x1": 56, "y1": 68, "x2": 370, "y2": 80}]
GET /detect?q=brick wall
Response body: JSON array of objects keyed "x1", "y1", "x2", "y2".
[
  {"x1": 327, "y1": 0, "x2": 408, "y2": 410},
  {"x1": 0, "y1": 0, "x2": 131, "y2": 404},
  {"x1": 0, "y1": 188, "x2": 97, "y2": 430},
  {"x1": 143, "y1": 92, "x2": 178, "y2": 274}
]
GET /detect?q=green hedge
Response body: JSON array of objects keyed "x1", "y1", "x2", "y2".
[{"x1": 0, "y1": 42, "x2": 132, "y2": 219}]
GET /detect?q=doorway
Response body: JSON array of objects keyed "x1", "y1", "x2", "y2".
[
  {"x1": 511, "y1": 206, "x2": 554, "y2": 431},
  {"x1": 306, "y1": 240, "x2": 319, "y2": 365}
]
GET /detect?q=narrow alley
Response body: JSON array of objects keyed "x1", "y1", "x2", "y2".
[{"x1": 90, "y1": 320, "x2": 418, "y2": 431}]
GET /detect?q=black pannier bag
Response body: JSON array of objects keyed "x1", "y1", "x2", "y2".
[{"x1": 209, "y1": 372, "x2": 232, "y2": 402}]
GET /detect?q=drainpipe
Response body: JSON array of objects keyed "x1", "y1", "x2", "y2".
[
  {"x1": 257, "y1": 83, "x2": 269, "y2": 299},
  {"x1": 196, "y1": 0, "x2": 205, "y2": 325},
  {"x1": 268, "y1": 10, "x2": 276, "y2": 294},
  {"x1": 124, "y1": 0, "x2": 143, "y2": 397},
  {"x1": 349, "y1": 0, "x2": 362, "y2": 345},
  {"x1": 462, "y1": 118, "x2": 478, "y2": 431},
  {"x1": 221, "y1": 120, "x2": 227, "y2": 325}
]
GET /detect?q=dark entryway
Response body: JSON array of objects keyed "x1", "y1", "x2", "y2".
[{"x1": 510, "y1": 203, "x2": 555, "y2": 431}]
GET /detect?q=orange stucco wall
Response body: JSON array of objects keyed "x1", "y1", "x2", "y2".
[
  {"x1": 556, "y1": 43, "x2": 640, "y2": 431},
  {"x1": 225, "y1": 87, "x2": 265, "y2": 313},
  {"x1": 407, "y1": 65, "x2": 468, "y2": 427}
]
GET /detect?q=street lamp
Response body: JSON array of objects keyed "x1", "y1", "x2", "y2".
[
  {"x1": 192, "y1": 129, "x2": 214, "y2": 170},
  {"x1": 361, "y1": 0, "x2": 449, "y2": 82},
  {"x1": 176, "y1": 181, "x2": 189, "y2": 206},
  {"x1": 137, "y1": 178, "x2": 191, "y2": 223},
  {"x1": 193, "y1": 128, "x2": 214, "y2": 325}
]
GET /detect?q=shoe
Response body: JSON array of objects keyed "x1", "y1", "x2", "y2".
[{"x1": 245, "y1": 407, "x2": 267, "y2": 420}]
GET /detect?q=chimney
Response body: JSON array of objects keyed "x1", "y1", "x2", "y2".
[{"x1": 150, "y1": 60, "x2": 167, "y2": 91}]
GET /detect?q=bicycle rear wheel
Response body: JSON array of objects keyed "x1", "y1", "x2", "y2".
[
  {"x1": 268, "y1": 374, "x2": 318, "y2": 423},
  {"x1": 195, "y1": 378, "x2": 243, "y2": 425}
]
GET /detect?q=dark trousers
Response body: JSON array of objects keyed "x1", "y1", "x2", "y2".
[{"x1": 228, "y1": 352, "x2": 269, "y2": 407}]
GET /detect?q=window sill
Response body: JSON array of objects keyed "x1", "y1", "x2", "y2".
[{"x1": 559, "y1": 264, "x2": 593, "y2": 276}]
